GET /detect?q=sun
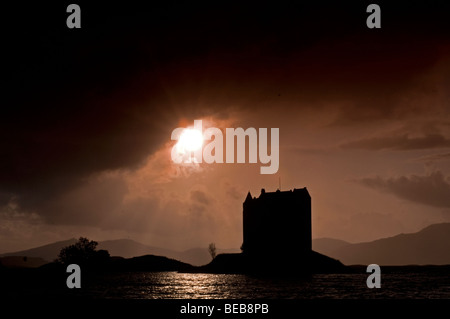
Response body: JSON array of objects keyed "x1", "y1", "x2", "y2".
[{"x1": 177, "y1": 128, "x2": 203, "y2": 152}]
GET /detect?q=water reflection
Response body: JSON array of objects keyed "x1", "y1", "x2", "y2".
[{"x1": 85, "y1": 271, "x2": 450, "y2": 299}]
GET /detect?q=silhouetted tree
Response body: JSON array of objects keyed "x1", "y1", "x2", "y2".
[
  {"x1": 58, "y1": 237, "x2": 110, "y2": 266},
  {"x1": 208, "y1": 243, "x2": 217, "y2": 260}
]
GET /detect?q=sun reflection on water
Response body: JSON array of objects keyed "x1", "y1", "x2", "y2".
[{"x1": 84, "y1": 271, "x2": 450, "y2": 299}]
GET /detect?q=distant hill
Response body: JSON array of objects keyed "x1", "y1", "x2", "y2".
[
  {"x1": 111, "y1": 254, "x2": 194, "y2": 272},
  {"x1": 99, "y1": 240, "x2": 239, "y2": 266},
  {"x1": 0, "y1": 238, "x2": 239, "y2": 266},
  {"x1": 3, "y1": 223, "x2": 448, "y2": 267},
  {"x1": 0, "y1": 238, "x2": 77, "y2": 263},
  {"x1": 312, "y1": 238, "x2": 351, "y2": 257},
  {"x1": 98, "y1": 239, "x2": 177, "y2": 260},
  {"x1": 313, "y1": 223, "x2": 450, "y2": 265}
]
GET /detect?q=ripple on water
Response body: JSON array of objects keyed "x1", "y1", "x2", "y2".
[{"x1": 83, "y1": 271, "x2": 450, "y2": 299}]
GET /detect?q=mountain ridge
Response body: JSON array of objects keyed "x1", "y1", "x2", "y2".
[
  {"x1": 313, "y1": 223, "x2": 450, "y2": 265},
  {"x1": 0, "y1": 238, "x2": 239, "y2": 266},
  {"x1": 2, "y1": 223, "x2": 449, "y2": 266}
]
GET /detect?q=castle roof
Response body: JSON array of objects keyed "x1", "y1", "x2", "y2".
[
  {"x1": 245, "y1": 188, "x2": 310, "y2": 202},
  {"x1": 259, "y1": 187, "x2": 309, "y2": 198}
]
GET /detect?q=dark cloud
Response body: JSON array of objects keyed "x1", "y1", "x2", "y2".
[
  {"x1": 341, "y1": 133, "x2": 450, "y2": 150},
  {"x1": 357, "y1": 171, "x2": 450, "y2": 208}
]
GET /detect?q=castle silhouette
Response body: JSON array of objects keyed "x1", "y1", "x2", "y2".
[
  {"x1": 199, "y1": 186, "x2": 345, "y2": 274},
  {"x1": 242, "y1": 188, "x2": 311, "y2": 260}
]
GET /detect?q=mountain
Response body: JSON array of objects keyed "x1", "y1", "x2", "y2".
[
  {"x1": 313, "y1": 223, "x2": 450, "y2": 265},
  {"x1": 0, "y1": 238, "x2": 239, "y2": 266},
  {"x1": 0, "y1": 238, "x2": 78, "y2": 263},
  {"x1": 312, "y1": 238, "x2": 351, "y2": 257},
  {"x1": 3, "y1": 223, "x2": 448, "y2": 267}
]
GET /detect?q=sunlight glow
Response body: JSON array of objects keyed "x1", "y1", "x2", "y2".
[{"x1": 177, "y1": 128, "x2": 203, "y2": 152}]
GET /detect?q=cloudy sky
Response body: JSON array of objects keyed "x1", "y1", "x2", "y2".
[{"x1": 1, "y1": 1, "x2": 450, "y2": 252}]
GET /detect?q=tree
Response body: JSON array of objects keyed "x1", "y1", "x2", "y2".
[
  {"x1": 208, "y1": 243, "x2": 217, "y2": 260},
  {"x1": 58, "y1": 237, "x2": 110, "y2": 266}
]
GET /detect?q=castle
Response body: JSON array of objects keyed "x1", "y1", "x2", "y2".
[
  {"x1": 242, "y1": 188, "x2": 312, "y2": 259},
  {"x1": 202, "y1": 186, "x2": 344, "y2": 274}
]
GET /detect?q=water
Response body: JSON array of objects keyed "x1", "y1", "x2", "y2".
[{"x1": 78, "y1": 271, "x2": 450, "y2": 299}]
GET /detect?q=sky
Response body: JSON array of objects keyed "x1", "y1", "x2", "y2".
[{"x1": 1, "y1": 1, "x2": 450, "y2": 252}]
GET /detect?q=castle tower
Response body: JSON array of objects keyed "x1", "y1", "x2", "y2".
[{"x1": 242, "y1": 188, "x2": 311, "y2": 260}]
